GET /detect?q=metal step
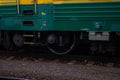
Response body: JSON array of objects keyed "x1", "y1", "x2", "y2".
[
  {"x1": 23, "y1": 33, "x2": 36, "y2": 45},
  {"x1": 23, "y1": 34, "x2": 34, "y2": 37},
  {"x1": 24, "y1": 42, "x2": 35, "y2": 45}
]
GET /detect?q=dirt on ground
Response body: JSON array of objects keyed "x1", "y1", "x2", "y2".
[{"x1": 0, "y1": 57, "x2": 120, "y2": 80}]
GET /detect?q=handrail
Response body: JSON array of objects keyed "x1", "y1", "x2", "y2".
[
  {"x1": 16, "y1": 0, "x2": 20, "y2": 14},
  {"x1": 16, "y1": 0, "x2": 37, "y2": 15},
  {"x1": 34, "y1": 0, "x2": 37, "y2": 14}
]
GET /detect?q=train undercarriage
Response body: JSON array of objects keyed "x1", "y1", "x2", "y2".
[{"x1": 0, "y1": 31, "x2": 119, "y2": 55}]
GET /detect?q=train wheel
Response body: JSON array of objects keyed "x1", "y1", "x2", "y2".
[
  {"x1": 47, "y1": 32, "x2": 76, "y2": 55},
  {"x1": 0, "y1": 31, "x2": 2, "y2": 45},
  {"x1": 13, "y1": 33, "x2": 24, "y2": 47},
  {"x1": 3, "y1": 32, "x2": 13, "y2": 50}
]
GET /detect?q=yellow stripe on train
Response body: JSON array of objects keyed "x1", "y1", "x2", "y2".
[
  {"x1": 53, "y1": 0, "x2": 120, "y2": 4},
  {"x1": 0, "y1": 0, "x2": 120, "y2": 5},
  {"x1": 0, "y1": 0, "x2": 52, "y2": 5}
]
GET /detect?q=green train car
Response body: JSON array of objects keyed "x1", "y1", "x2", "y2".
[{"x1": 0, "y1": 0, "x2": 120, "y2": 54}]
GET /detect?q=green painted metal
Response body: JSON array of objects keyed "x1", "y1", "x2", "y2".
[
  {"x1": 53, "y1": 2, "x2": 120, "y2": 31},
  {"x1": 1, "y1": 6, "x2": 17, "y2": 15},
  {"x1": 0, "y1": 4, "x2": 53, "y2": 31},
  {"x1": 0, "y1": 2, "x2": 120, "y2": 31}
]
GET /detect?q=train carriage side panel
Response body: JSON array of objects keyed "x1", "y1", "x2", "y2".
[
  {"x1": 0, "y1": 0, "x2": 53, "y2": 31},
  {"x1": 0, "y1": 0, "x2": 120, "y2": 31},
  {"x1": 52, "y1": 2, "x2": 120, "y2": 31}
]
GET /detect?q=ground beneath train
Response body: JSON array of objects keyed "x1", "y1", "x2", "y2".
[{"x1": 0, "y1": 56, "x2": 120, "y2": 80}]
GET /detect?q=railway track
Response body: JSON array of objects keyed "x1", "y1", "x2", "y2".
[
  {"x1": 0, "y1": 76, "x2": 30, "y2": 80},
  {"x1": 0, "y1": 49, "x2": 120, "y2": 68}
]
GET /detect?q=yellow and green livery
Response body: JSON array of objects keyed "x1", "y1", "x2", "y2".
[
  {"x1": 0, "y1": 0, "x2": 120, "y2": 54},
  {"x1": 0, "y1": 0, "x2": 120, "y2": 31}
]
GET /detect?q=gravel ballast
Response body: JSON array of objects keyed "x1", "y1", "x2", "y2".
[{"x1": 0, "y1": 58, "x2": 120, "y2": 80}]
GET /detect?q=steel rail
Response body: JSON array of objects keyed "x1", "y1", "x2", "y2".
[{"x1": 0, "y1": 76, "x2": 30, "y2": 80}]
